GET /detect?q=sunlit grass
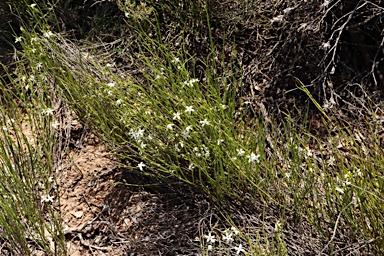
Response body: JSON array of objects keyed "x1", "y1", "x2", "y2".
[{"x1": 1, "y1": 0, "x2": 383, "y2": 254}]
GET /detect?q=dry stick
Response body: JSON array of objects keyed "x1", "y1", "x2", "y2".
[
  {"x1": 319, "y1": 201, "x2": 353, "y2": 255},
  {"x1": 370, "y1": 34, "x2": 384, "y2": 87}
]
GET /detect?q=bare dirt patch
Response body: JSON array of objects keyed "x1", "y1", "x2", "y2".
[{"x1": 57, "y1": 122, "x2": 213, "y2": 255}]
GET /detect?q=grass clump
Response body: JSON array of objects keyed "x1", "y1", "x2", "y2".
[
  {"x1": 0, "y1": 63, "x2": 65, "y2": 254},
  {"x1": 2, "y1": 0, "x2": 384, "y2": 254}
]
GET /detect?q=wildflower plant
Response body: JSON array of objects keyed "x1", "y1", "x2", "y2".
[{"x1": 9, "y1": 0, "x2": 384, "y2": 254}]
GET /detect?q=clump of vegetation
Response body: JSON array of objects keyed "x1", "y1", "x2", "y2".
[{"x1": 0, "y1": 0, "x2": 383, "y2": 255}]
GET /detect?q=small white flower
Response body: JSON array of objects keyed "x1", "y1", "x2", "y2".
[
  {"x1": 35, "y1": 62, "x2": 42, "y2": 70},
  {"x1": 221, "y1": 104, "x2": 228, "y2": 110},
  {"x1": 222, "y1": 231, "x2": 234, "y2": 244},
  {"x1": 41, "y1": 194, "x2": 54, "y2": 203},
  {"x1": 52, "y1": 121, "x2": 60, "y2": 129},
  {"x1": 328, "y1": 156, "x2": 335, "y2": 166},
  {"x1": 236, "y1": 149, "x2": 245, "y2": 156},
  {"x1": 173, "y1": 112, "x2": 181, "y2": 120},
  {"x1": 271, "y1": 15, "x2": 284, "y2": 23},
  {"x1": 31, "y1": 37, "x2": 38, "y2": 43},
  {"x1": 183, "y1": 78, "x2": 199, "y2": 87},
  {"x1": 343, "y1": 179, "x2": 351, "y2": 186},
  {"x1": 43, "y1": 31, "x2": 54, "y2": 38},
  {"x1": 233, "y1": 244, "x2": 246, "y2": 255},
  {"x1": 322, "y1": 41, "x2": 331, "y2": 50},
  {"x1": 106, "y1": 63, "x2": 114, "y2": 67},
  {"x1": 107, "y1": 82, "x2": 116, "y2": 88},
  {"x1": 140, "y1": 142, "x2": 147, "y2": 149},
  {"x1": 246, "y1": 153, "x2": 260, "y2": 163},
  {"x1": 42, "y1": 108, "x2": 54, "y2": 116},
  {"x1": 137, "y1": 162, "x2": 146, "y2": 171},
  {"x1": 231, "y1": 227, "x2": 239, "y2": 235},
  {"x1": 321, "y1": 0, "x2": 330, "y2": 8},
  {"x1": 274, "y1": 220, "x2": 283, "y2": 232},
  {"x1": 185, "y1": 105, "x2": 194, "y2": 114},
  {"x1": 171, "y1": 57, "x2": 180, "y2": 63},
  {"x1": 297, "y1": 23, "x2": 307, "y2": 32},
  {"x1": 188, "y1": 163, "x2": 195, "y2": 170},
  {"x1": 207, "y1": 244, "x2": 213, "y2": 251},
  {"x1": 204, "y1": 232, "x2": 216, "y2": 244},
  {"x1": 190, "y1": 78, "x2": 199, "y2": 84},
  {"x1": 217, "y1": 139, "x2": 224, "y2": 145},
  {"x1": 167, "y1": 124, "x2": 175, "y2": 130},
  {"x1": 283, "y1": 7, "x2": 295, "y2": 14},
  {"x1": 30, "y1": 3, "x2": 37, "y2": 9},
  {"x1": 175, "y1": 141, "x2": 184, "y2": 151},
  {"x1": 200, "y1": 119, "x2": 210, "y2": 127},
  {"x1": 116, "y1": 99, "x2": 123, "y2": 105},
  {"x1": 2, "y1": 126, "x2": 8, "y2": 132},
  {"x1": 335, "y1": 187, "x2": 344, "y2": 194},
  {"x1": 129, "y1": 128, "x2": 145, "y2": 142},
  {"x1": 15, "y1": 37, "x2": 23, "y2": 43},
  {"x1": 185, "y1": 125, "x2": 193, "y2": 132}
]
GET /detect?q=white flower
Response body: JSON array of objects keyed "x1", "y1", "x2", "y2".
[
  {"x1": 246, "y1": 153, "x2": 260, "y2": 163},
  {"x1": 271, "y1": 15, "x2": 284, "y2": 23},
  {"x1": 328, "y1": 156, "x2": 335, "y2": 166},
  {"x1": 185, "y1": 125, "x2": 193, "y2": 132},
  {"x1": 200, "y1": 119, "x2": 210, "y2": 127},
  {"x1": 221, "y1": 104, "x2": 228, "y2": 110},
  {"x1": 322, "y1": 41, "x2": 331, "y2": 50},
  {"x1": 30, "y1": 3, "x2": 37, "y2": 9},
  {"x1": 233, "y1": 244, "x2": 246, "y2": 255},
  {"x1": 275, "y1": 220, "x2": 283, "y2": 232},
  {"x1": 167, "y1": 124, "x2": 175, "y2": 130},
  {"x1": 173, "y1": 112, "x2": 181, "y2": 120},
  {"x1": 222, "y1": 231, "x2": 234, "y2": 244},
  {"x1": 204, "y1": 232, "x2": 216, "y2": 244},
  {"x1": 175, "y1": 141, "x2": 184, "y2": 151},
  {"x1": 2, "y1": 126, "x2": 8, "y2": 132},
  {"x1": 183, "y1": 78, "x2": 199, "y2": 87},
  {"x1": 236, "y1": 149, "x2": 245, "y2": 156},
  {"x1": 116, "y1": 99, "x2": 123, "y2": 105},
  {"x1": 129, "y1": 128, "x2": 145, "y2": 142},
  {"x1": 231, "y1": 227, "x2": 239, "y2": 235},
  {"x1": 182, "y1": 126, "x2": 193, "y2": 139},
  {"x1": 137, "y1": 162, "x2": 146, "y2": 171},
  {"x1": 15, "y1": 37, "x2": 23, "y2": 43},
  {"x1": 42, "y1": 108, "x2": 54, "y2": 116},
  {"x1": 171, "y1": 57, "x2": 180, "y2": 63},
  {"x1": 41, "y1": 194, "x2": 54, "y2": 203},
  {"x1": 43, "y1": 31, "x2": 54, "y2": 38},
  {"x1": 217, "y1": 139, "x2": 224, "y2": 145},
  {"x1": 283, "y1": 7, "x2": 295, "y2": 14},
  {"x1": 35, "y1": 62, "x2": 42, "y2": 70},
  {"x1": 188, "y1": 163, "x2": 195, "y2": 170},
  {"x1": 321, "y1": 0, "x2": 330, "y2": 8},
  {"x1": 107, "y1": 82, "x2": 116, "y2": 88},
  {"x1": 52, "y1": 121, "x2": 60, "y2": 129},
  {"x1": 185, "y1": 105, "x2": 194, "y2": 114},
  {"x1": 297, "y1": 23, "x2": 307, "y2": 32},
  {"x1": 335, "y1": 187, "x2": 344, "y2": 194}
]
